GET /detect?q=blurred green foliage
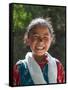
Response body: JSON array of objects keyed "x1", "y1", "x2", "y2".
[
  {"x1": 11, "y1": 3, "x2": 66, "y2": 69},
  {"x1": 13, "y1": 4, "x2": 32, "y2": 32}
]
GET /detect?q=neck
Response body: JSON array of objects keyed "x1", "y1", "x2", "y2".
[{"x1": 33, "y1": 54, "x2": 45, "y2": 63}]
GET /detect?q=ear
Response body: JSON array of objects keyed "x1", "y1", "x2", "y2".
[
  {"x1": 26, "y1": 38, "x2": 30, "y2": 46},
  {"x1": 24, "y1": 32, "x2": 30, "y2": 46}
]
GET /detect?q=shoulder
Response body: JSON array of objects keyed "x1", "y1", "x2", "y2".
[
  {"x1": 53, "y1": 57, "x2": 64, "y2": 69},
  {"x1": 13, "y1": 60, "x2": 27, "y2": 86},
  {"x1": 16, "y1": 59, "x2": 26, "y2": 65},
  {"x1": 47, "y1": 52, "x2": 64, "y2": 68},
  {"x1": 47, "y1": 52, "x2": 59, "y2": 64},
  {"x1": 16, "y1": 59, "x2": 27, "y2": 71},
  {"x1": 55, "y1": 58, "x2": 63, "y2": 68},
  {"x1": 47, "y1": 52, "x2": 61, "y2": 63},
  {"x1": 47, "y1": 52, "x2": 64, "y2": 71},
  {"x1": 56, "y1": 59, "x2": 64, "y2": 70}
]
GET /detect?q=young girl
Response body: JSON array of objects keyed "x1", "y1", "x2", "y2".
[{"x1": 13, "y1": 18, "x2": 65, "y2": 86}]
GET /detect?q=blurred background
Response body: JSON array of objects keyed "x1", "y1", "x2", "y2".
[{"x1": 10, "y1": 3, "x2": 66, "y2": 70}]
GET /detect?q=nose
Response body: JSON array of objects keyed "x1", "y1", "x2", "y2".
[{"x1": 38, "y1": 37, "x2": 43, "y2": 42}]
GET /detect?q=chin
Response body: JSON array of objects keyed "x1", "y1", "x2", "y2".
[{"x1": 35, "y1": 52, "x2": 45, "y2": 56}]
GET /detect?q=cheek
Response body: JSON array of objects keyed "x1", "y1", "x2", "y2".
[
  {"x1": 47, "y1": 39, "x2": 52, "y2": 48},
  {"x1": 30, "y1": 38, "x2": 37, "y2": 42},
  {"x1": 44, "y1": 38, "x2": 52, "y2": 47},
  {"x1": 28, "y1": 38, "x2": 37, "y2": 48},
  {"x1": 29, "y1": 39, "x2": 35, "y2": 45}
]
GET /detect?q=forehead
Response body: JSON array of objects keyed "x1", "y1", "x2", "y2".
[{"x1": 30, "y1": 27, "x2": 50, "y2": 35}]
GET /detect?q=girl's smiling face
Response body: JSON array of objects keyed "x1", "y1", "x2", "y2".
[{"x1": 27, "y1": 27, "x2": 53, "y2": 57}]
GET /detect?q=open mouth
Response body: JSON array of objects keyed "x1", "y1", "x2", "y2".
[{"x1": 36, "y1": 46, "x2": 45, "y2": 50}]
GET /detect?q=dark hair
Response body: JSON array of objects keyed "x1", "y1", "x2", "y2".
[{"x1": 24, "y1": 17, "x2": 55, "y2": 45}]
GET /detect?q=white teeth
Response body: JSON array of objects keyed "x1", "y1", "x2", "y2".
[{"x1": 36, "y1": 47, "x2": 44, "y2": 50}]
